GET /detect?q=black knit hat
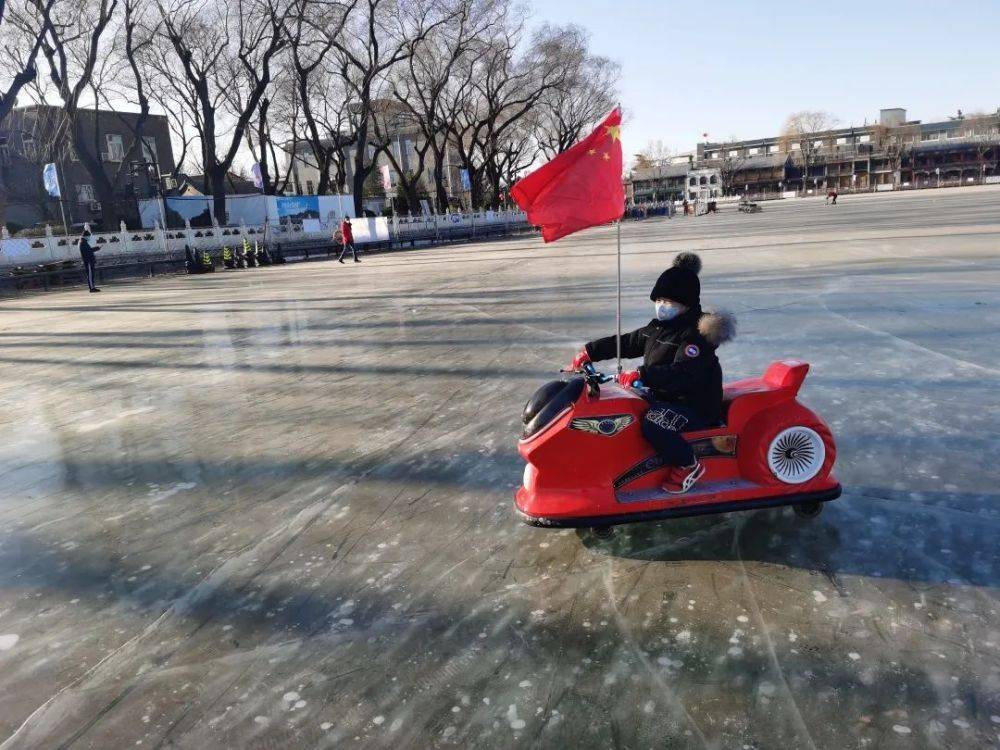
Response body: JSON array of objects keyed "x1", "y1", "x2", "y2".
[{"x1": 649, "y1": 253, "x2": 701, "y2": 306}]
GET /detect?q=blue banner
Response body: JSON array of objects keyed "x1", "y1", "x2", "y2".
[
  {"x1": 43, "y1": 163, "x2": 60, "y2": 198},
  {"x1": 276, "y1": 196, "x2": 319, "y2": 220},
  {"x1": 459, "y1": 169, "x2": 471, "y2": 192}
]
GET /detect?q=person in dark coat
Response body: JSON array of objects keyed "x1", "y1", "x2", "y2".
[
  {"x1": 569, "y1": 253, "x2": 737, "y2": 494},
  {"x1": 337, "y1": 217, "x2": 359, "y2": 263},
  {"x1": 78, "y1": 230, "x2": 100, "y2": 292}
]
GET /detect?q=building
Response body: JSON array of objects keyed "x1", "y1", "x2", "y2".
[
  {"x1": 630, "y1": 154, "x2": 722, "y2": 203},
  {"x1": 0, "y1": 105, "x2": 175, "y2": 231},
  {"x1": 285, "y1": 101, "x2": 466, "y2": 214},
  {"x1": 629, "y1": 107, "x2": 1000, "y2": 201}
]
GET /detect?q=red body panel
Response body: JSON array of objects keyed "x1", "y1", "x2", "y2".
[{"x1": 515, "y1": 360, "x2": 840, "y2": 526}]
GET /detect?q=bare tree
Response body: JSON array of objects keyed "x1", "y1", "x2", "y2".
[
  {"x1": 153, "y1": 0, "x2": 288, "y2": 222},
  {"x1": 389, "y1": 0, "x2": 499, "y2": 212},
  {"x1": 632, "y1": 139, "x2": 673, "y2": 170},
  {"x1": 714, "y1": 136, "x2": 747, "y2": 195},
  {"x1": 0, "y1": 0, "x2": 57, "y2": 226},
  {"x1": 960, "y1": 112, "x2": 1000, "y2": 182},
  {"x1": 779, "y1": 110, "x2": 838, "y2": 192},
  {"x1": 0, "y1": 0, "x2": 56, "y2": 124},
  {"x1": 872, "y1": 121, "x2": 919, "y2": 186},
  {"x1": 450, "y1": 18, "x2": 568, "y2": 208},
  {"x1": 18, "y1": 0, "x2": 157, "y2": 227},
  {"x1": 332, "y1": 0, "x2": 449, "y2": 215},
  {"x1": 532, "y1": 25, "x2": 619, "y2": 159},
  {"x1": 283, "y1": 0, "x2": 354, "y2": 195}
]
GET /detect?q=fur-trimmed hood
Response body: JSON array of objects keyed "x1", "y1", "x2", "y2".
[{"x1": 698, "y1": 308, "x2": 737, "y2": 346}]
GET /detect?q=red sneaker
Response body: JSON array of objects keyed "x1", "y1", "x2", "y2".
[{"x1": 662, "y1": 461, "x2": 706, "y2": 494}]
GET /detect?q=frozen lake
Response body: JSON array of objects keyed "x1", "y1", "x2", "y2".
[{"x1": 1, "y1": 188, "x2": 998, "y2": 748}]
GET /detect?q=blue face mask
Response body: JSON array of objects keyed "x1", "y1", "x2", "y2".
[{"x1": 655, "y1": 301, "x2": 685, "y2": 322}]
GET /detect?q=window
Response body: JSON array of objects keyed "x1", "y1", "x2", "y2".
[
  {"x1": 141, "y1": 136, "x2": 157, "y2": 163},
  {"x1": 728, "y1": 149, "x2": 738, "y2": 157},
  {"x1": 947, "y1": 130, "x2": 962, "y2": 138},
  {"x1": 689, "y1": 177, "x2": 696, "y2": 186},
  {"x1": 20, "y1": 131, "x2": 37, "y2": 159},
  {"x1": 858, "y1": 135, "x2": 870, "y2": 143},
  {"x1": 767, "y1": 145, "x2": 778, "y2": 153},
  {"x1": 105, "y1": 133, "x2": 125, "y2": 162},
  {"x1": 76, "y1": 184, "x2": 96, "y2": 204},
  {"x1": 791, "y1": 143, "x2": 801, "y2": 151},
  {"x1": 699, "y1": 176, "x2": 707, "y2": 185},
  {"x1": 920, "y1": 131, "x2": 942, "y2": 141},
  {"x1": 747, "y1": 148, "x2": 759, "y2": 155},
  {"x1": 836, "y1": 137, "x2": 847, "y2": 145},
  {"x1": 709, "y1": 175, "x2": 718, "y2": 184}
]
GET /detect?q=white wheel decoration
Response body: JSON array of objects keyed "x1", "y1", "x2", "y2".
[{"x1": 767, "y1": 426, "x2": 825, "y2": 484}]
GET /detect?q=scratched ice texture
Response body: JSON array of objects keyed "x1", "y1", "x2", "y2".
[{"x1": 1, "y1": 188, "x2": 998, "y2": 749}]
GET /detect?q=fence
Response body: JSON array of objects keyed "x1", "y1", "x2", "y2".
[{"x1": 0, "y1": 208, "x2": 530, "y2": 272}]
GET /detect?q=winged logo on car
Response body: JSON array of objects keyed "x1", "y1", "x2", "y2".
[{"x1": 570, "y1": 414, "x2": 635, "y2": 437}]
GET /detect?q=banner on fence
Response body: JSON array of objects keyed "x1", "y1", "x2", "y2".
[
  {"x1": 276, "y1": 196, "x2": 320, "y2": 221},
  {"x1": 164, "y1": 196, "x2": 214, "y2": 228}
]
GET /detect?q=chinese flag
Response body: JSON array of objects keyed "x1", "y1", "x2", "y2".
[{"x1": 511, "y1": 107, "x2": 624, "y2": 243}]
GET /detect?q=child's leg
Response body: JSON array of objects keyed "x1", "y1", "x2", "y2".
[{"x1": 640, "y1": 403, "x2": 707, "y2": 466}]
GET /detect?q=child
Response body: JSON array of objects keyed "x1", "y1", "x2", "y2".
[{"x1": 569, "y1": 253, "x2": 736, "y2": 493}]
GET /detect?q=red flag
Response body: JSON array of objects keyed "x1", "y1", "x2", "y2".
[{"x1": 511, "y1": 107, "x2": 624, "y2": 243}]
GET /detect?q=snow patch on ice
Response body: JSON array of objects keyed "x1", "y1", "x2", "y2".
[
  {"x1": 892, "y1": 725, "x2": 911, "y2": 734},
  {"x1": 0, "y1": 634, "x2": 19, "y2": 650},
  {"x1": 506, "y1": 704, "x2": 526, "y2": 731},
  {"x1": 373, "y1": 715, "x2": 385, "y2": 725},
  {"x1": 736, "y1": 615, "x2": 749, "y2": 623},
  {"x1": 812, "y1": 591, "x2": 828, "y2": 603},
  {"x1": 848, "y1": 652, "x2": 860, "y2": 661}
]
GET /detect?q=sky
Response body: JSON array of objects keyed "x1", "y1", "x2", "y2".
[{"x1": 530, "y1": 0, "x2": 1000, "y2": 163}]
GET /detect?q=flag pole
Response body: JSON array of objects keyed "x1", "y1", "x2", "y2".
[
  {"x1": 615, "y1": 102, "x2": 623, "y2": 376},
  {"x1": 616, "y1": 218, "x2": 622, "y2": 374}
]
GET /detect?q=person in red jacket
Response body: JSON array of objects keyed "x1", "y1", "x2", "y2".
[{"x1": 337, "y1": 217, "x2": 359, "y2": 263}]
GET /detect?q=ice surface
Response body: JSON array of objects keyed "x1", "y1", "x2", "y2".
[{"x1": 0, "y1": 188, "x2": 999, "y2": 747}]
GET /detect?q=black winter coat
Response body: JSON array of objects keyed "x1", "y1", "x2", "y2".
[
  {"x1": 585, "y1": 306, "x2": 724, "y2": 424},
  {"x1": 78, "y1": 237, "x2": 97, "y2": 262}
]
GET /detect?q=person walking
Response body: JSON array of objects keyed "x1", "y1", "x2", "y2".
[
  {"x1": 78, "y1": 229, "x2": 101, "y2": 292},
  {"x1": 337, "y1": 217, "x2": 359, "y2": 263}
]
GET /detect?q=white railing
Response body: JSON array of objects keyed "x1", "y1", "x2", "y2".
[{"x1": 0, "y1": 209, "x2": 530, "y2": 270}]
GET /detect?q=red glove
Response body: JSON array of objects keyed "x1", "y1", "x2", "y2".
[
  {"x1": 616, "y1": 369, "x2": 641, "y2": 387},
  {"x1": 570, "y1": 348, "x2": 591, "y2": 370}
]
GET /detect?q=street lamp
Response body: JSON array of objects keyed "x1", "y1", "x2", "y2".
[{"x1": 935, "y1": 166, "x2": 941, "y2": 188}]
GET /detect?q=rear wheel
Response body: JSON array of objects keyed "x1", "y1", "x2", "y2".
[{"x1": 793, "y1": 501, "x2": 823, "y2": 519}]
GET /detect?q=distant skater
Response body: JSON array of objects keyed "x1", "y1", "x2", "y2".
[
  {"x1": 79, "y1": 229, "x2": 101, "y2": 292},
  {"x1": 337, "y1": 217, "x2": 359, "y2": 263}
]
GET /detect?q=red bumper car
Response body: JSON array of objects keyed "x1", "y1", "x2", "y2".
[{"x1": 515, "y1": 360, "x2": 840, "y2": 531}]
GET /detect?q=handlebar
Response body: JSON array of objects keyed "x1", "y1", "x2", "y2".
[{"x1": 560, "y1": 364, "x2": 646, "y2": 394}]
